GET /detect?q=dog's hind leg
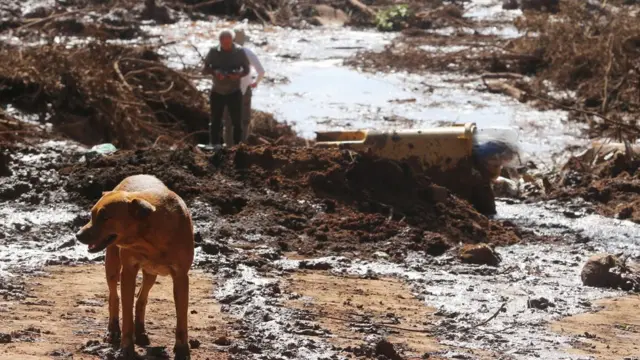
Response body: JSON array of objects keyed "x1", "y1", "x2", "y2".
[
  {"x1": 105, "y1": 245, "x2": 121, "y2": 344},
  {"x1": 134, "y1": 271, "x2": 157, "y2": 346},
  {"x1": 172, "y1": 270, "x2": 190, "y2": 360}
]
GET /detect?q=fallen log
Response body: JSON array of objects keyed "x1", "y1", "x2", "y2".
[
  {"x1": 348, "y1": 0, "x2": 377, "y2": 18},
  {"x1": 482, "y1": 78, "x2": 526, "y2": 102}
]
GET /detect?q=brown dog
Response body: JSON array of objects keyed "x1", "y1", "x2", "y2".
[{"x1": 76, "y1": 174, "x2": 194, "y2": 360}]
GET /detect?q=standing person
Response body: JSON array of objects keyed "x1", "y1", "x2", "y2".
[
  {"x1": 223, "y1": 27, "x2": 265, "y2": 145},
  {"x1": 202, "y1": 29, "x2": 250, "y2": 148}
]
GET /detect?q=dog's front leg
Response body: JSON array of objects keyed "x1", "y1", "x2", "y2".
[
  {"x1": 119, "y1": 263, "x2": 139, "y2": 358},
  {"x1": 172, "y1": 271, "x2": 190, "y2": 360},
  {"x1": 105, "y1": 246, "x2": 121, "y2": 344}
]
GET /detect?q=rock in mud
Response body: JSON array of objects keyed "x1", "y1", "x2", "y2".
[
  {"x1": 189, "y1": 338, "x2": 201, "y2": 349},
  {"x1": 146, "y1": 347, "x2": 170, "y2": 357},
  {"x1": 49, "y1": 349, "x2": 72, "y2": 357},
  {"x1": 503, "y1": 0, "x2": 559, "y2": 12},
  {"x1": 458, "y1": 243, "x2": 502, "y2": 266},
  {"x1": 616, "y1": 204, "x2": 634, "y2": 220},
  {"x1": 492, "y1": 176, "x2": 520, "y2": 198},
  {"x1": 581, "y1": 253, "x2": 623, "y2": 288},
  {"x1": 201, "y1": 240, "x2": 233, "y2": 256},
  {"x1": 375, "y1": 338, "x2": 403, "y2": 360},
  {"x1": 581, "y1": 253, "x2": 640, "y2": 291},
  {"x1": 0, "y1": 151, "x2": 11, "y2": 177},
  {"x1": 299, "y1": 260, "x2": 333, "y2": 270},
  {"x1": 214, "y1": 335, "x2": 232, "y2": 346},
  {"x1": 527, "y1": 297, "x2": 555, "y2": 310},
  {"x1": 345, "y1": 337, "x2": 403, "y2": 360},
  {"x1": 138, "y1": 0, "x2": 177, "y2": 25},
  {"x1": 0, "y1": 333, "x2": 11, "y2": 344}
]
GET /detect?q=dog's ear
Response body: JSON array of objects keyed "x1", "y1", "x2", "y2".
[{"x1": 128, "y1": 198, "x2": 156, "y2": 219}]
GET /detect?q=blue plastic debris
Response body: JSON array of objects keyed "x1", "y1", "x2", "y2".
[
  {"x1": 472, "y1": 128, "x2": 519, "y2": 167},
  {"x1": 82, "y1": 143, "x2": 117, "y2": 162},
  {"x1": 473, "y1": 140, "x2": 516, "y2": 160}
]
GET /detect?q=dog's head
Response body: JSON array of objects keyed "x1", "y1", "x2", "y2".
[{"x1": 75, "y1": 191, "x2": 156, "y2": 253}]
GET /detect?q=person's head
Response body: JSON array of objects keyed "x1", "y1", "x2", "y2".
[
  {"x1": 233, "y1": 27, "x2": 246, "y2": 46},
  {"x1": 218, "y1": 29, "x2": 235, "y2": 51}
]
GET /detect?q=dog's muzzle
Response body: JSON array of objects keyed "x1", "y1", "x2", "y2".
[
  {"x1": 76, "y1": 230, "x2": 118, "y2": 253},
  {"x1": 75, "y1": 229, "x2": 92, "y2": 245}
]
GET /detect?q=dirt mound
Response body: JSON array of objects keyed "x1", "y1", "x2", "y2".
[
  {"x1": 0, "y1": 42, "x2": 210, "y2": 149},
  {"x1": 545, "y1": 148, "x2": 640, "y2": 223},
  {"x1": 63, "y1": 145, "x2": 521, "y2": 260},
  {"x1": 246, "y1": 111, "x2": 307, "y2": 146}
]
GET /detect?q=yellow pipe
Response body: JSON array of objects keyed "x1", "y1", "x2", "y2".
[{"x1": 314, "y1": 122, "x2": 477, "y2": 171}]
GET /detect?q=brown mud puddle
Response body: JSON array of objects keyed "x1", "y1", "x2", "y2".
[
  {"x1": 284, "y1": 271, "x2": 499, "y2": 360},
  {"x1": 550, "y1": 295, "x2": 640, "y2": 359},
  {"x1": 0, "y1": 265, "x2": 230, "y2": 360}
]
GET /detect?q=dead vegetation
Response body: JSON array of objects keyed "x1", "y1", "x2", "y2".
[
  {"x1": 509, "y1": 0, "x2": 640, "y2": 138},
  {"x1": 0, "y1": 41, "x2": 213, "y2": 149},
  {"x1": 544, "y1": 141, "x2": 640, "y2": 223}
]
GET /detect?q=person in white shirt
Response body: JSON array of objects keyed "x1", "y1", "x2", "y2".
[{"x1": 223, "y1": 27, "x2": 265, "y2": 145}]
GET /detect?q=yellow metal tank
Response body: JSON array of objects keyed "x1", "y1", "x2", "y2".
[{"x1": 314, "y1": 122, "x2": 477, "y2": 171}]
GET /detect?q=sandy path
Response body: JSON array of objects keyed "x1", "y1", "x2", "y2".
[{"x1": 0, "y1": 264, "x2": 231, "y2": 360}]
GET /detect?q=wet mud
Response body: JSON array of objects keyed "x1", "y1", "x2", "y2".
[
  {"x1": 2, "y1": 137, "x2": 638, "y2": 359},
  {"x1": 2, "y1": 0, "x2": 640, "y2": 359}
]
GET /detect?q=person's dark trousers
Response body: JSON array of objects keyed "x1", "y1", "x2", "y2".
[{"x1": 209, "y1": 90, "x2": 243, "y2": 146}]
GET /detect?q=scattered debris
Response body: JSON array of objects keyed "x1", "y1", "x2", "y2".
[{"x1": 543, "y1": 141, "x2": 640, "y2": 223}]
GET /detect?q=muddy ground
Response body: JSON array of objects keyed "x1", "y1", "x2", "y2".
[{"x1": 2, "y1": 0, "x2": 640, "y2": 359}]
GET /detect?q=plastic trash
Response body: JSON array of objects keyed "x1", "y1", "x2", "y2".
[
  {"x1": 472, "y1": 127, "x2": 520, "y2": 168},
  {"x1": 82, "y1": 143, "x2": 117, "y2": 162},
  {"x1": 90, "y1": 143, "x2": 117, "y2": 155}
]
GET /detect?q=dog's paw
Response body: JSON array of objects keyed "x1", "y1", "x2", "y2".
[
  {"x1": 115, "y1": 345, "x2": 138, "y2": 360},
  {"x1": 104, "y1": 330, "x2": 121, "y2": 345},
  {"x1": 174, "y1": 344, "x2": 191, "y2": 360},
  {"x1": 134, "y1": 332, "x2": 151, "y2": 347}
]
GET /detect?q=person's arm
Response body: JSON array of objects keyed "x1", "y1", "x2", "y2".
[
  {"x1": 202, "y1": 48, "x2": 215, "y2": 75},
  {"x1": 244, "y1": 48, "x2": 265, "y2": 86},
  {"x1": 238, "y1": 47, "x2": 251, "y2": 77}
]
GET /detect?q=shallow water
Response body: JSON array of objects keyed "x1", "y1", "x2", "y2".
[{"x1": 141, "y1": 3, "x2": 585, "y2": 168}]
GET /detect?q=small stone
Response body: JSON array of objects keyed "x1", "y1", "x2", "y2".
[
  {"x1": 214, "y1": 336, "x2": 231, "y2": 346},
  {"x1": 617, "y1": 205, "x2": 634, "y2": 220},
  {"x1": 527, "y1": 297, "x2": 555, "y2": 310},
  {"x1": 374, "y1": 338, "x2": 402, "y2": 360},
  {"x1": 0, "y1": 333, "x2": 11, "y2": 343},
  {"x1": 373, "y1": 251, "x2": 389, "y2": 260},
  {"x1": 458, "y1": 243, "x2": 502, "y2": 266},
  {"x1": 189, "y1": 338, "x2": 201, "y2": 349}
]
